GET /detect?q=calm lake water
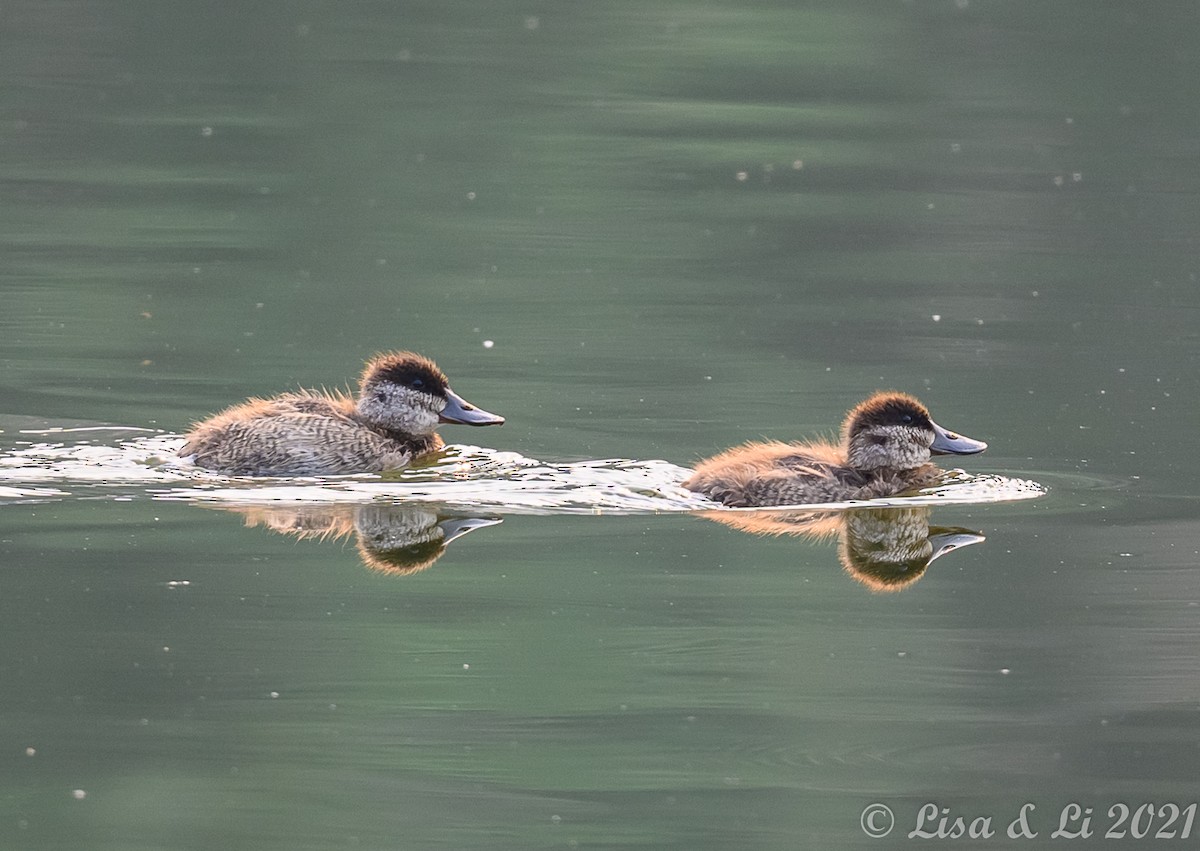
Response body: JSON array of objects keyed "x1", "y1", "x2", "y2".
[{"x1": 3, "y1": 2, "x2": 1199, "y2": 849}]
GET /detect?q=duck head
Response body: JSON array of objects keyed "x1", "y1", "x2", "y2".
[
  {"x1": 356, "y1": 351, "x2": 505, "y2": 435},
  {"x1": 842, "y1": 392, "x2": 987, "y2": 472}
]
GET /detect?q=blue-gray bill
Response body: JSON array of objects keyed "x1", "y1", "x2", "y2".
[
  {"x1": 929, "y1": 421, "x2": 988, "y2": 455},
  {"x1": 926, "y1": 529, "x2": 988, "y2": 565},
  {"x1": 438, "y1": 516, "x2": 504, "y2": 544},
  {"x1": 439, "y1": 388, "x2": 505, "y2": 426}
]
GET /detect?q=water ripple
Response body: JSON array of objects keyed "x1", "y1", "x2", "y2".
[{"x1": 0, "y1": 429, "x2": 1044, "y2": 514}]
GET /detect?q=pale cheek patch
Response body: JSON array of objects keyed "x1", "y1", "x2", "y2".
[
  {"x1": 392, "y1": 387, "x2": 442, "y2": 434},
  {"x1": 852, "y1": 425, "x2": 932, "y2": 470},
  {"x1": 360, "y1": 386, "x2": 442, "y2": 434},
  {"x1": 356, "y1": 506, "x2": 440, "y2": 550}
]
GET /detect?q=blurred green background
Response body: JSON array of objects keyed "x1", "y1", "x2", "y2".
[{"x1": 2, "y1": 2, "x2": 1199, "y2": 849}]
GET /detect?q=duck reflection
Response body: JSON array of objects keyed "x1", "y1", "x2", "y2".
[
  {"x1": 702, "y1": 506, "x2": 984, "y2": 592},
  {"x1": 213, "y1": 503, "x2": 501, "y2": 575}
]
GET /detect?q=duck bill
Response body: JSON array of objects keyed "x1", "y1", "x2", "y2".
[
  {"x1": 930, "y1": 420, "x2": 987, "y2": 455},
  {"x1": 926, "y1": 528, "x2": 987, "y2": 565},
  {"x1": 439, "y1": 388, "x2": 505, "y2": 426},
  {"x1": 438, "y1": 516, "x2": 503, "y2": 544}
]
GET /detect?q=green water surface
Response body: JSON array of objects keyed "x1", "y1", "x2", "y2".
[{"x1": 2, "y1": 2, "x2": 1199, "y2": 849}]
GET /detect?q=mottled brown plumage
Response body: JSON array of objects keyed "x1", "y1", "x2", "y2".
[
  {"x1": 181, "y1": 351, "x2": 503, "y2": 476},
  {"x1": 227, "y1": 503, "x2": 502, "y2": 576},
  {"x1": 683, "y1": 392, "x2": 987, "y2": 507},
  {"x1": 698, "y1": 505, "x2": 985, "y2": 592}
]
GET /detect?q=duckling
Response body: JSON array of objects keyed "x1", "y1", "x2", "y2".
[
  {"x1": 180, "y1": 351, "x2": 504, "y2": 475},
  {"x1": 698, "y1": 504, "x2": 985, "y2": 592},
  {"x1": 683, "y1": 392, "x2": 986, "y2": 507},
  {"x1": 226, "y1": 503, "x2": 502, "y2": 576}
]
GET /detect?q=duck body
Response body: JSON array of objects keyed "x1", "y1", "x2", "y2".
[
  {"x1": 683, "y1": 392, "x2": 986, "y2": 507},
  {"x1": 181, "y1": 390, "x2": 439, "y2": 476},
  {"x1": 684, "y1": 439, "x2": 942, "y2": 507},
  {"x1": 181, "y1": 352, "x2": 503, "y2": 476}
]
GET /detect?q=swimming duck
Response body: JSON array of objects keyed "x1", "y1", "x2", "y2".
[
  {"x1": 683, "y1": 392, "x2": 986, "y2": 506},
  {"x1": 699, "y1": 504, "x2": 985, "y2": 592},
  {"x1": 226, "y1": 503, "x2": 502, "y2": 576},
  {"x1": 180, "y1": 351, "x2": 504, "y2": 475}
]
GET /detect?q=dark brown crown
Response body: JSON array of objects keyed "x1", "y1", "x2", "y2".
[
  {"x1": 843, "y1": 392, "x2": 934, "y2": 439},
  {"x1": 360, "y1": 351, "x2": 449, "y2": 397}
]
